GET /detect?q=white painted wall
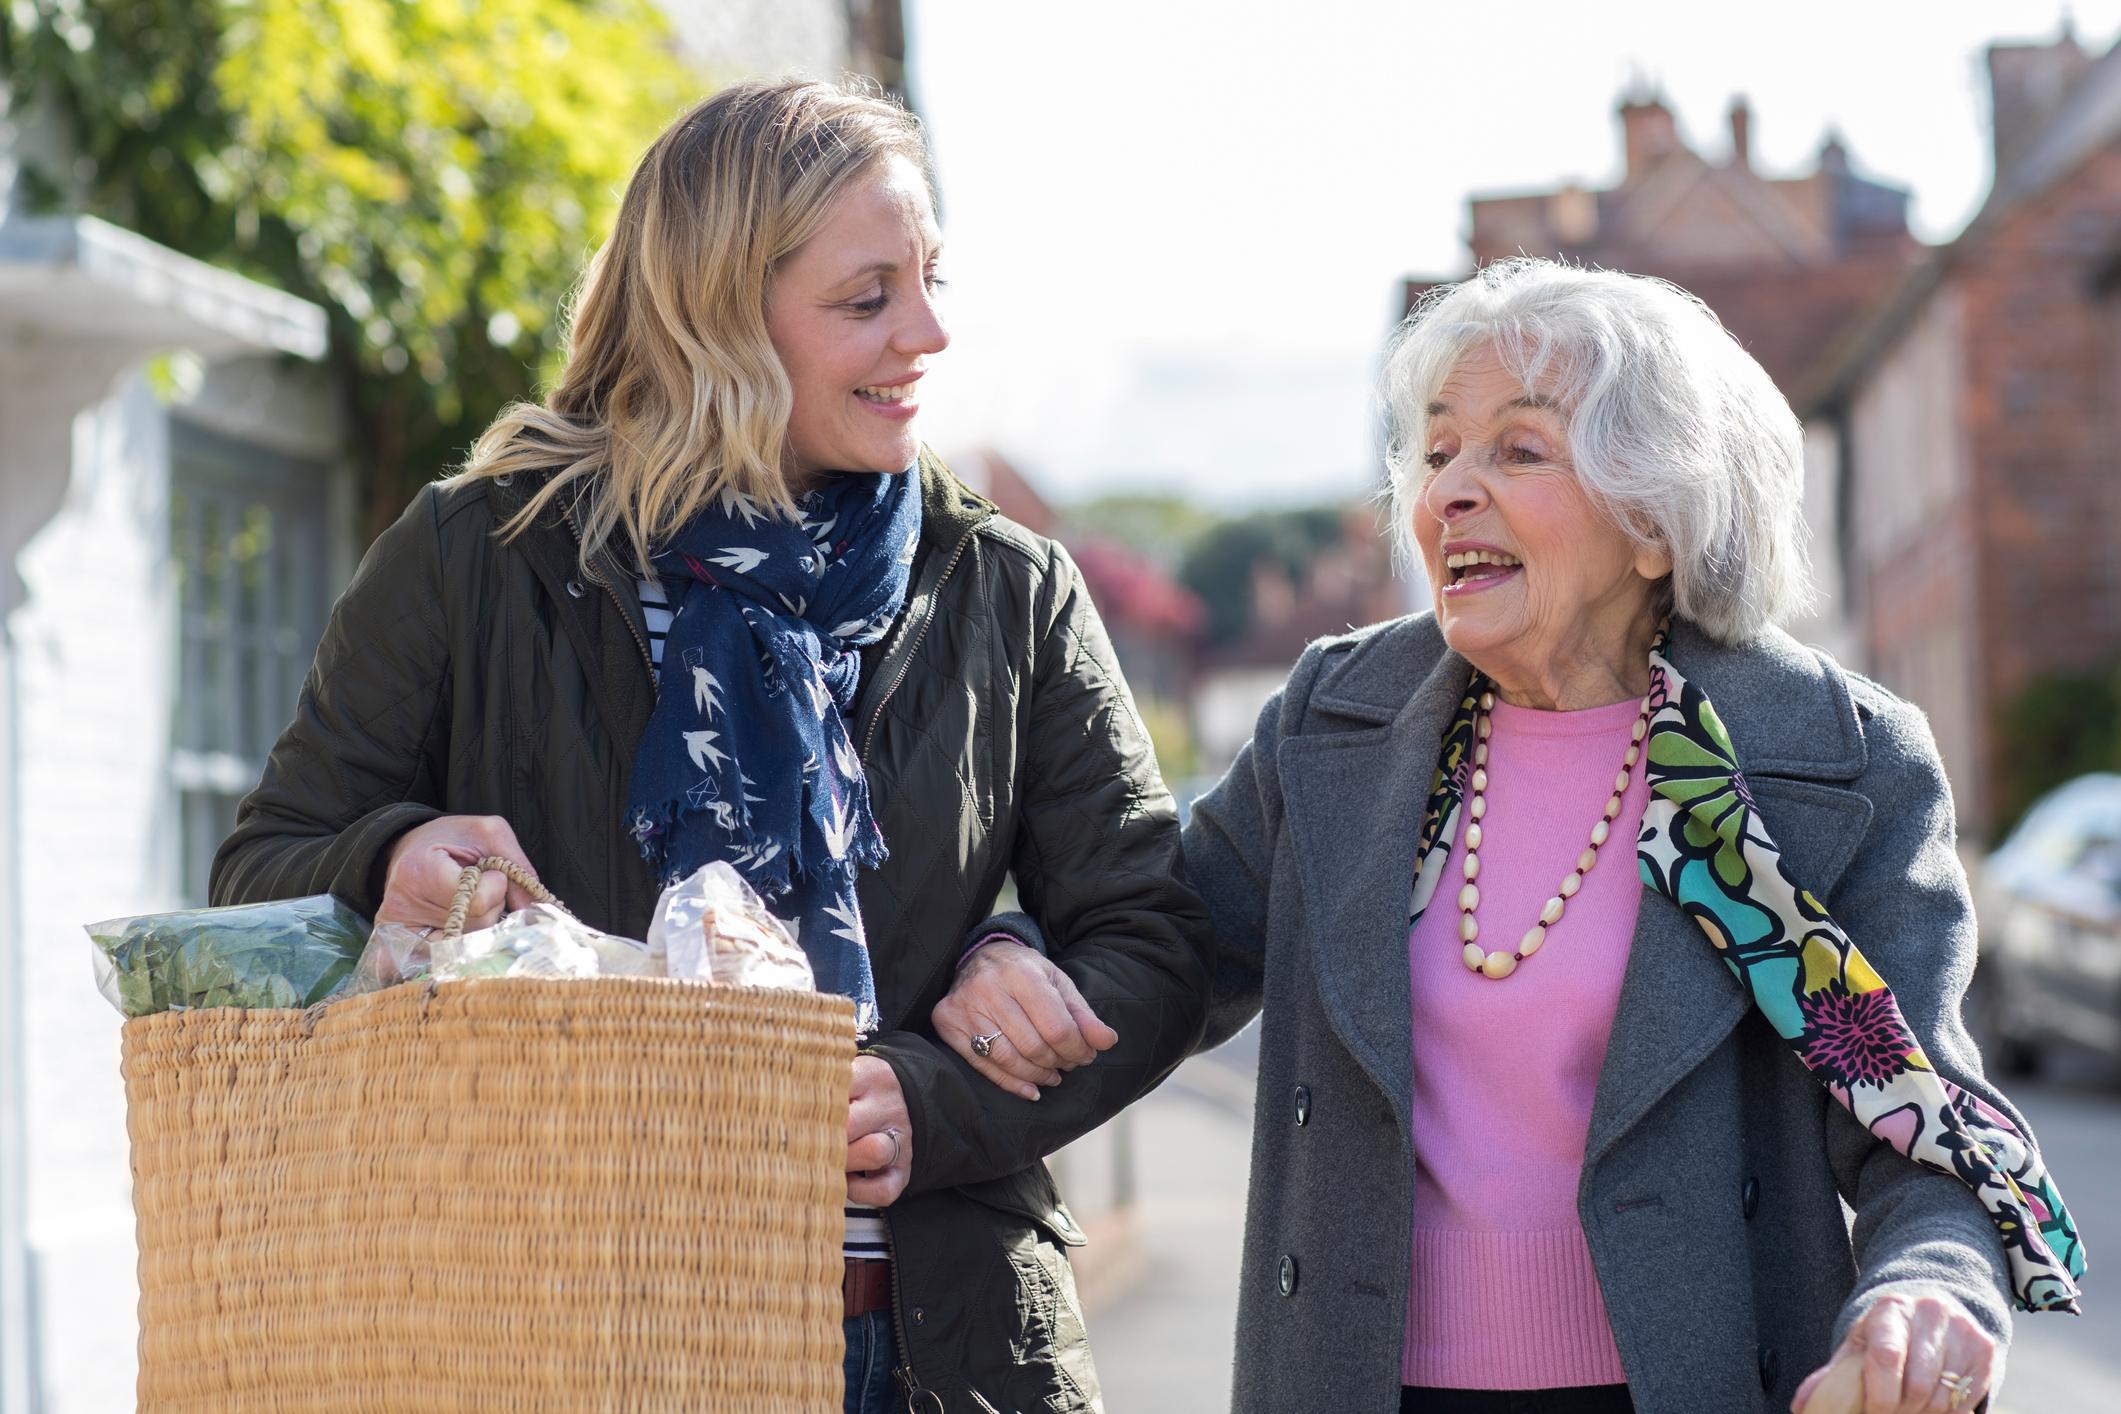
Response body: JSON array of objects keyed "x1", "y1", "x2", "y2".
[
  {"x1": 1789, "y1": 418, "x2": 1861, "y2": 669},
  {"x1": 8, "y1": 369, "x2": 174, "y2": 1413},
  {"x1": 658, "y1": 0, "x2": 853, "y2": 80},
  {"x1": 3, "y1": 352, "x2": 347, "y2": 1413}
]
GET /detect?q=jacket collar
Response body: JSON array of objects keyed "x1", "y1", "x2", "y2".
[
  {"x1": 913, "y1": 446, "x2": 996, "y2": 552},
  {"x1": 1279, "y1": 611, "x2": 1874, "y2": 1143}
]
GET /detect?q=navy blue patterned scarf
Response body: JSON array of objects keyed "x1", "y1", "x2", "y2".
[{"x1": 626, "y1": 469, "x2": 920, "y2": 1031}]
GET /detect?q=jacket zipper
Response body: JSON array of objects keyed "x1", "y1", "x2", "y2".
[
  {"x1": 861, "y1": 525, "x2": 978, "y2": 761},
  {"x1": 560, "y1": 496, "x2": 655, "y2": 679},
  {"x1": 872, "y1": 520, "x2": 980, "y2": 1412},
  {"x1": 882, "y1": 1214, "x2": 942, "y2": 1411}
]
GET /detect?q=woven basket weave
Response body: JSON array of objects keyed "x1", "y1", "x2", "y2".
[{"x1": 123, "y1": 973, "x2": 855, "y2": 1411}]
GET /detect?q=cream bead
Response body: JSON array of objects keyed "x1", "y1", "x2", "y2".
[
  {"x1": 1615, "y1": 769, "x2": 1632, "y2": 794},
  {"x1": 1519, "y1": 924, "x2": 1547, "y2": 956},
  {"x1": 1479, "y1": 691, "x2": 1496, "y2": 710},
  {"x1": 1474, "y1": 742, "x2": 1489, "y2": 766},
  {"x1": 1462, "y1": 943, "x2": 1486, "y2": 972},
  {"x1": 1458, "y1": 883, "x2": 1480, "y2": 912},
  {"x1": 1559, "y1": 871, "x2": 1582, "y2": 899},
  {"x1": 1624, "y1": 745, "x2": 1641, "y2": 769},
  {"x1": 1463, "y1": 853, "x2": 1481, "y2": 881},
  {"x1": 1480, "y1": 950, "x2": 1517, "y2": 980},
  {"x1": 1590, "y1": 819, "x2": 1610, "y2": 847},
  {"x1": 1604, "y1": 798, "x2": 1622, "y2": 821},
  {"x1": 1471, "y1": 767, "x2": 1488, "y2": 793},
  {"x1": 1577, "y1": 847, "x2": 1598, "y2": 874},
  {"x1": 1540, "y1": 896, "x2": 1565, "y2": 925},
  {"x1": 1470, "y1": 796, "x2": 1487, "y2": 820},
  {"x1": 1632, "y1": 717, "x2": 1648, "y2": 742},
  {"x1": 1460, "y1": 913, "x2": 1480, "y2": 942},
  {"x1": 1465, "y1": 822, "x2": 1483, "y2": 850}
]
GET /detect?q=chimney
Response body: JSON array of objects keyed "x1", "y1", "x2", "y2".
[
  {"x1": 1617, "y1": 90, "x2": 1680, "y2": 185},
  {"x1": 1727, "y1": 96, "x2": 1753, "y2": 170},
  {"x1": 1817, "y1": 129, "x2": 1848, "y2": 174},
  {"x1": 1987, "y1": 24, "x2": 2091, "y2": 176}
]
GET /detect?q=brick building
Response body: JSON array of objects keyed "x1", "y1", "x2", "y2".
[
  {"x1": 1798, "y1": 27, "x2": 2121, "y2": 840},
  {"x1": 1409, "y1": 84, "x2": 1924, "y2": 394}
]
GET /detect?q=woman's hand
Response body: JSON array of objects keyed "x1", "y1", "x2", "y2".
[
  {"x1": 1792, "y1": 1291, "x2": 1996, "y2": 1414},
  {"x1": 932, "y1": 941, "x2": 1118, "y2": 1102},
  {"x1": 376, "y1": 815, "x2": 544, "y2": 933},
  {"x1": 847, "y1": 1056, "x2": 913, "y2": 1207}
]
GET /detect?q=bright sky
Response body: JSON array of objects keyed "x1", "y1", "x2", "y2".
[{"x1": 905, "y1": 0, "x2": 2117, "y2": 508}]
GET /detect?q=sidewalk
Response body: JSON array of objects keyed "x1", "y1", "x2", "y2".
[{"x1": 1079, "y1": 1053, "x2": 1255, "y2": 1410}]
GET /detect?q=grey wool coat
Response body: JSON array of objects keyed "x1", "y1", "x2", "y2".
[{"x1": 1181, "y1": 612, "x2": 2022, "y2": 1413}]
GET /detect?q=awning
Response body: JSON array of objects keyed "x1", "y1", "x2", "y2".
[{"x1": 0, "y1": 214, "x2": 325, "y2": 359}]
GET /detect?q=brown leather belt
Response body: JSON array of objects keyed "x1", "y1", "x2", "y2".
[{"x1": 843, "y1": 1257, "x2": 893, "y2": 1319}]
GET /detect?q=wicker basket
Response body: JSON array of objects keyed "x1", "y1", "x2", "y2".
[{"x1": 122, "y1": 872, "x2": 855, "y2": 1412}]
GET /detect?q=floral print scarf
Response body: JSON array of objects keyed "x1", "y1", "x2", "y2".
[{"x1": 1405, "y1": 626, "x2": 2085, "y2": 1314}]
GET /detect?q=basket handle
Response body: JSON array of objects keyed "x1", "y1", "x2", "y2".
[{"x1": 441, "y1": 854, "x2": 573, "y2": 942}]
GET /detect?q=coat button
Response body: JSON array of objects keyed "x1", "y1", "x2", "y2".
[
  {"x1": 494, "y1": 473, "x2": 513, "y2": 487},
  {"x1": 566, "y1": 580, "x2": 586, "y2": 599},
  {"x1": 912, "y1": 1307, "x2": 926, "y2": 1326},
  {"x1": 1758, "y1": 1345, "x2": 1779, "y2": 1392},
  {"x1": 1278, "y1": 1255, "x2": 1297, "y2": 1297},
  {"x1": 1293, "y1": 1085, "x2": 1311, "y2": 1127},
  {"x1": 1742, "y1": 1176, "x2": 1760, "y2": 1220}
]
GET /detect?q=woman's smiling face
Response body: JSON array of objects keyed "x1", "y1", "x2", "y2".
[
  {"x1": 765, "y1": 155, "x2": 949, "y2": 482},
  {"x1": 1412, "y1": 345, "x2": 1671, "y2": 701}
]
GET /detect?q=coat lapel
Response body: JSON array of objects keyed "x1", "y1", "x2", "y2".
[
  {"x1": 1585, "y1": 627, "x2": 1874, "y2": 1165},
  {"x1": 1280, "y1": 627, "x2": 1469, "y2": 1132}
]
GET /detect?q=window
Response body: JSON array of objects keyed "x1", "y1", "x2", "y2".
[{"x1": 168, "y1": 421, "x2": 332, "y2": 902}]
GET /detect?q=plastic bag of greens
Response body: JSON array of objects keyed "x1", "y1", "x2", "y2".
[{"x1": 84, "y1": 894, "x2": 368, "y2": 1018}]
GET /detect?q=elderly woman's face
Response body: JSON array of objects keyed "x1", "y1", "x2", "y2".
[
  {"x1": 1413, "y1": 347, "x2": 1670, "y2": 687},
  {"x1": 766, "y1": 155, "x2": 949, "y2": 480}
]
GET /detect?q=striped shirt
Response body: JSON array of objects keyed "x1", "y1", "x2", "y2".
[{"x1": 641, "y1": 578, "x2": 890, "y2": 1262}]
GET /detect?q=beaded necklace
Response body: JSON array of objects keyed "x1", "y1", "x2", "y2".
[{"x1": 1455, "y1": 685, "x2": 1654, "y2": 980}]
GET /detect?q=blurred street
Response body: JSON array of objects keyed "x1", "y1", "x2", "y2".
[{"x1": 1084, "y1": 1032, "x2": 2119, "y2": 1412}]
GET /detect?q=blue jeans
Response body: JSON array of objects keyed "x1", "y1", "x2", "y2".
[{"x1": 843, "y1": 1311, "x2": 900, "y2": 1414}]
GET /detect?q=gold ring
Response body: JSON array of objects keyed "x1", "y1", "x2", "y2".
[{"x1": 1938, "y1": 1370, "x2": 1975, "y2": 1410}]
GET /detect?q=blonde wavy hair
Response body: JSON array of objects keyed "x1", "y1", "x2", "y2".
[{"x1": 458, "y1": 78, "x2": 931, "y2": 577}]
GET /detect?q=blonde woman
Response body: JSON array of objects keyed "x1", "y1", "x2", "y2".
[{"x1": 213, "y1": 79, "x2": 1210, "y2": 1413}]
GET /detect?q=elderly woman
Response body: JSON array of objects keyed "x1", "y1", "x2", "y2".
[{"x1": 937, "y1": 258, "x2": 2082, "y2": 1414}]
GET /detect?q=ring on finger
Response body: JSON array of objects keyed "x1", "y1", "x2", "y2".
[
  {"x1": 971, "y1": 1031, "x2": 1001, "y2": 1059},
  {"x1": 881, "y1": 1126, "x2": 902, "y2": 1169},
  {"x1": 1938, "y1": 1370, "x2": 1975, "y2": 1410}
]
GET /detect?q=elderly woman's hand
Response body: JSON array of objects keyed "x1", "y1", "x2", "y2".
[
  {"x1": 1791, "y1": 1291, "x2": 1996, "y2": 1414},
  {"x1": 932, "y1": 940, "x2": 1118, "y2": 1101}
]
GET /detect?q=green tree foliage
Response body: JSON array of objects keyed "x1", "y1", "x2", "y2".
[
  {"x1": 1059, "y1": 492, "x2": 1219, "y2": 570},
  {"x1": 1996, "y1": 667, "x2": 2121, "y2": 838},
  {"x1": 2, "y1": 0, "x2": 696, "y2": 535},
  {"x1": 1177, "y1": 506, "x2": 1344, "y2": 645}
]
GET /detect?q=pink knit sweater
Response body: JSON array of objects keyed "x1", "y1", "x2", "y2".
[{"x1": 1402, "y1": 696, "x2": 1651, "y2": 1390}]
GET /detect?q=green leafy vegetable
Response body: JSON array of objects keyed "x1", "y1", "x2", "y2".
[{"x1": 86, "y1": 895, "x2": 369, "y2": 1017}]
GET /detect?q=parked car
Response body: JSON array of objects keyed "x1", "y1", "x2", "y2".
[{"x1": 1975, "y1": 773, "x2": 2121, "y2": 1075}]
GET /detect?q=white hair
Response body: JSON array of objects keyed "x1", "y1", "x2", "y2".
[{"x1": 1380, "y1": 257, "x2": 1814, "y2": 644}]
